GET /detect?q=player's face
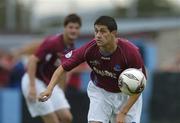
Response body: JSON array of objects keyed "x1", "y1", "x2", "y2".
[
  {"x1": 94, "y1": 25, "x2": 115, "y2": 47},
  {"x1": 64, "y1": 22, "x2": 80, "y2": 41}
]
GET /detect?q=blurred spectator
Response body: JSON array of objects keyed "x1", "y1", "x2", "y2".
[
  {"x1": 0, "y1": 49, "x2": 14, "y2": 87},
  {"x1": 7, "y1": 41, "x2": 42, "y2": 88},
  {"x1": 8, "y1": 61, "x2": 25, "y2": 88},
  {"x1": 0, "y1": 41, "x2": 41, "y2": 88}
]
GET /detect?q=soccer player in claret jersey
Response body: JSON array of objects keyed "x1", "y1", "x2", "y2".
[
  {"x1": 38, "y1": 16, "x2": 146, "y2": 123},
  {"x1": 21, "y1": 14, "x2": 81, "y2": 123}
]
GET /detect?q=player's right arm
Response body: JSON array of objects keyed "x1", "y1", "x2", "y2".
[{"x1": 38, "y1": 65, "x2": 66, "y2": 102}]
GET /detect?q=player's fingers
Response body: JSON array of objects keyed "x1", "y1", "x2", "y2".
[
  {"x1": 116, "y1": 118, "x2": 124, "y2": 123},
  {"x1": 117, "y1": 121, "x2": 121, "y2": 123},
  {"x1": 38, "y1": 93, "x2": 49, "y2": 102},
  {"x1": 39, "y1": 96, "x2": 48, "y2": 102}
]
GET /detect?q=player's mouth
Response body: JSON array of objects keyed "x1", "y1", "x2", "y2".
[{"x1": 96, "y1": 39, "x2": 103, "y2": 44}]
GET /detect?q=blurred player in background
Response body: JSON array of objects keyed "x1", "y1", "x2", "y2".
[
  {"x1": 21, "y1": 14, "x2": 81, "y2": 123},
  {"x1": 38, "y1": 16, "x2": 146, "y2": 123}
]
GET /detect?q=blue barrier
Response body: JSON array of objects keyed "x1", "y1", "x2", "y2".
[
  {"x1": 0, "y1": 88, "x2": 21, "y2": 123},
  {"x1": 0, "y1": 91, "x2": 2, "y2": 123}
]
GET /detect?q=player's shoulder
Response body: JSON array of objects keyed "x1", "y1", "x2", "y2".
[
  {"x1": 44, "y1": 33, "x2": 62, "y2": 44},
  {"x1": 82, "y1": 39, "x2": 97, "y2": 50},
  {"x1": 117, "y1": 38, "x2": 138, "y2": 52},
  {"x1": 85, "y1": 39, "x2": 97, "y2": 52},
  {"x1": 41, "y1": 34, "x2": 63, "y2": 49},
  {"x1": 117, "y1": 38, "x2": 141, "y2": 59},
  {"x1": 76, "y1": 39, "x2": 97, "y2": 56},
  {"x1": 87, "y1": 39, "x2": 97, "y2": 47}
]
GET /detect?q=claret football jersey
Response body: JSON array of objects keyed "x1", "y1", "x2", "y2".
[
  {"x1": 62, "y1": 38, "x2": 146, "y2": 93},
  {"x1": 35, "y1": 34, "x2": 74, "y2": 85}
]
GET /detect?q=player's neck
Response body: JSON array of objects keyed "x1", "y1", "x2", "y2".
[
  {"x1": 63, "y1": 33, "x2": 73, "y2": 46},
  {"x1": 100, "y1": 39, "x2": 117, "y2": 54}
]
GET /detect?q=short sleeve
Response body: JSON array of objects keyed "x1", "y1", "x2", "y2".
[
  {"x1": 35, "y1": 36, "x2": 54, "y2": 60},
  {"x1": 62, "y1": 40, "x2": 95, "y2": 71}
]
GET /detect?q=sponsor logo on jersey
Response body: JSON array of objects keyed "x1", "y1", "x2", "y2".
[
  {"x1": 65, "y1": 50, "x2": 72, "y2": 58},
  {"x1": 101, "y1": 56, "x2": 110, "y2": 60},
  {"x1": 92, "y1": 66, "x2": 117, "y2": 79},
  {"x1": 114, "y1": 64, "x2": 121, "y2": 71}
]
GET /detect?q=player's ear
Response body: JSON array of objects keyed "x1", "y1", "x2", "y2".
[{"x1": 111, "y1": 30, "x2": 117, "y2": 37}]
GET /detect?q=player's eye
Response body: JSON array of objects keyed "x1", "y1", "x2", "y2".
[
  {"x1": 69, "y1": 26, "x2": 73, "y2": 29},
  {"x1": 100, "y1": 29, "x2": 107, "y2": 33},
  {"x1": 101, "y1": 30, "x2": 106, "y2": 33},
  {"x1": 75, "y1": 26, "x2": 80, "y2": 30},
  {"x1": 99, "y1": 31, "x2": 105, "y2": 34},
  {"x1": 95, "y1": 29, "x2": 98, "y2": 33}
]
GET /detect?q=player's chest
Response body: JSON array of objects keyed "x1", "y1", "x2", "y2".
[{"x1": 86, "y1": 52, "x2": 127, "y2": 77}]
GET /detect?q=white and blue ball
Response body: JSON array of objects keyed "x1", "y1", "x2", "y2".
[{"x1": 118, "y1": 68, "x2": 146, "y2": 96}]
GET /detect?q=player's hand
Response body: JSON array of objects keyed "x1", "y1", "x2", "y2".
[
  {"x1": 38, "y1": 89, "x2": 52, "y2": 102},
  {"x1": 28, "y1": 85, "x2": 37, "y2": 102},
  {"x1": 116, "y1": 112, "x2": 126, "y2": 123}
]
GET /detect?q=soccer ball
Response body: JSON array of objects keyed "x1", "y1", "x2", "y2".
[{"x1": 118, "y1": 68, "x2": 146, "y2": 96}]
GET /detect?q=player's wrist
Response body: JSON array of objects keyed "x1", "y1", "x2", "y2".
[
  {"x1": 29, "y1": 83, "x2": 36, "y2": 88},
  {"x1": 47, "y1": 85, "x2": 53, "y2": 92},
  {"x1": 120, "y1": 110, "x2": 127, "y2": 115}
]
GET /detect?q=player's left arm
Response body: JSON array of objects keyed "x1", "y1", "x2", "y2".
[
  {"x1": 117, "y1": 94, "x2": 141, "y2": 123},
  {"x1": 117, "y1": 47, "x2": 146, "y2": 123}
]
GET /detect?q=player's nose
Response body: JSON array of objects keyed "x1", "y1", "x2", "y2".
[{"x1": 96, "y1": 32, "x2": 102, "y2": 39}]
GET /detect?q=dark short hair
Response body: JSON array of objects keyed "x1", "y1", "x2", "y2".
[
  {"x1": 94, "y1": 16, "x2": 117, "y2": 32},
  {"x1": 64, "y1": 14, "x2": 82, "y2": 27}
]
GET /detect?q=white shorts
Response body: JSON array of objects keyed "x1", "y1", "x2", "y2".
[
  {"x1": 21, "y1": 73, "x2": 70, "y2": 117},
  {"x1": 87, "y1": 81, "x2": 142, "y2": 123}
]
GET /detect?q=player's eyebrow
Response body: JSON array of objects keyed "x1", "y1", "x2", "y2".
[{"x1": 95, "y1": 27, "x2": 107, "y2": 32}]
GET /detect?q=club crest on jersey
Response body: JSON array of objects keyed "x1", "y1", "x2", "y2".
[
  {"x1": 114, "y1": 64, "x2": 121, "y2": 71},
  {"x1": 65, "y1": 51, "x2": 72, "y2": 58}
]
